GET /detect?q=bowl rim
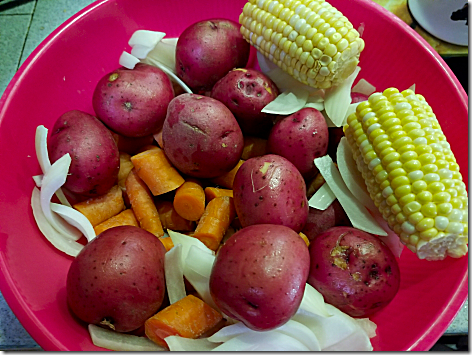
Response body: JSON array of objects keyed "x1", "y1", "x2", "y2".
[{"x1": 0, "y1": 0, "x2": 468, "y2": 351}]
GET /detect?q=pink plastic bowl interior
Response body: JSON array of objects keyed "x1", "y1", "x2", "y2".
[{"x1": 0, "y1": 0, "x2": 468, "y2": 351}]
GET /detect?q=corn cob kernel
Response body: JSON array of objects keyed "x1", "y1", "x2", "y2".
[
  {"x1": 344, "y1": 88, "x2": 468, "y2": 260},
  {"x1": 239, "y1": 0, "x2": 364, "y2": 89}
]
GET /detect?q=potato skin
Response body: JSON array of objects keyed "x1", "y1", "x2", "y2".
[
  {"x1": 162, "y1": 93, "x2": 244, "y2": 178},
  {"x1": 210, "y1": 68, "x2": 279, "y2": 137},
  {"x1": 267, "y1": 107, "x2": 329, "y2": 180},
  {"x1": 308, "y1": 226, "x2": 400, "y2": 317},
  {"x1": 92, "y1": 63, "x2": 174, "y2": 137},
  {"x1": 175, "y1": 19, "x2": 250, "y2": 93},
  {"x1": 209, "y1": 224, "x2": 310, "y2": 330},
  {"x1": 66, "y1": 226, "x2": 166, "y2": 332},
  {"x1": 302, "y1": 201, "x2": 351, "y2": 241},
  {"x1": 48, "y1": 110, "x2": 119, "y2": 196},
  {"x1": 233, "y1": 154, "x2": 308, "y2": 232}
]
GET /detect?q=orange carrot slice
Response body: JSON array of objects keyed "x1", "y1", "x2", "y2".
[
  {"x1": 193, "y1": 196, "x2": 236, "y2": 251},
  {"x1": 73, "y1": 185, "x2": 124, "y2": 227},
  {"x1": 131, "y1": 148, "x2": 184, "y2": 196},
  {"x1": 93, "y1": 209, "x2": 139, "y2": 236},
  {"x1": 125, "y1": 169, "x2": 164, "y2": 237},
  {"x1": 145, "y1": 295, "x2": 222, "y2": 349},
  {"x1": 173, "y1": 179, "x2": 206, "y2": 221}
]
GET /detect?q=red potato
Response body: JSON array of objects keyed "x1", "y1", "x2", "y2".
[
  {"x1": 92, "y1": 63, "x2": 174, "y2": 138},
  {"x1": 209, "y1": 224, "x2": 310, "y2": 331},
  {"x1": 308, "y1": 226, "x2": 400, "y2": 317},
  {"x1": 302, "y1": 201, "x2": 351, "y2": 241},
  {"x1": 267, "y1": 108, "x2": 329, "y2": 180},
  {"x1": 210, "y1": 68, "x2": 279, "y2": 137},
  {"x1": 162, "y1": 93, "x2": 244, "y2": 178},
  {"x1": 232, "y1": 154, "x2": 308, "y2": 232},
  {"x1": 48, "y1": 110, "x2": 119, "y2": 196},
  {"x1": 66, "y1": 226, "x2": 167, "y2": 332},
  {"x1": 175, "y1": 19, "x2": 250, "y2": 93}
]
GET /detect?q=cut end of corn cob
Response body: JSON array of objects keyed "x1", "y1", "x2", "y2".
[
  {"x1": 239, "y1": 0, "x2": 365, "y2": 89},
  {"x1": 343, "y1": 88, "x2": 468, "y2": 260}
]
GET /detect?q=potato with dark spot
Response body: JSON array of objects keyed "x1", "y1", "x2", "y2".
[
  {"x1": 48, "y1": 110, "x2": 119, "y2": 196},
  {"x1": 210, "y1": 68, "x2": 279, "y2": 137},
  {"x1": 308, "y1": 226, "x2": 400, "y2": 317},
  {"x1": 162, "y1": 93, "x2": 243, "y2": 178},
  {"x1": 209, "y1": 224, "x2": 310, "y2": 331},
  {"x1": 92, "y1": 63, "x2": 174, "y2": 137},
  {"x1": 233, "y1": 154, "x2": 308, "y2": 232},
  {"x1": 66, "y1": 226, "x2": 166, "y2": 332},
  {"x1": 175, "y1": 19, "x2": 250, "y2": 93},
  {"x1": 267, "y1": 107, "x2": 329, "y2": 180}
]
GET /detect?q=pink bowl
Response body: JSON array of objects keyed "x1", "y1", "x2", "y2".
[{"x1": 0, "y1": 0, "x2": 467, "y2": 351}]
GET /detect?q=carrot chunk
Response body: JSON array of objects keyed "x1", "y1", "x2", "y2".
[
  {"x1": 210, "y1": 160, "x2": 244, "y2": 189},
  {"x1": 73, "y1": 185, "x2": 124, "y2": 226},
  {"x1": 93, "y1": 209, "x2": 139, "y2": 236},
  {"x1": 193, "y1": 196, "x2": 236, "y2": 251},
  {"x1": 173, "y1": 179, "x2": 206, "y2": 221},
  {"x1": 145, "y1": 295, "x2": 222, "y2": 349},
  {"x1": 117, "y1": 152, "x2": 134, "y2": 189},
  {"x1": 156, "y1": 200, "x2": 195, "y2": 232},
  {"x1": 158, "y1": 236, "x2": 174, "y2": 252},
  {"x1": 125, "y1": 169, "x2": 164, "y2": 237},
  {"x1": 204, "y1": 186, "x2": 233, "y2": 202},
  {"x1": 131, "y1": 148, "x2": 185, "y2": 196}
]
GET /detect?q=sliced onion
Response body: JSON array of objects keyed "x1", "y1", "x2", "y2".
[
  {"x1": 165, "y1": 335, "x2": 219, "y2": 351},
  {"x1": 31, "y1": 187, "x2": 83, "y2": 257},
  {"x1": 33, "y1": 174, "x2": 42, "y2": 187},
  {"x1": 144, "y1": 57, "x2": 192, "y2": 94},
  {"x1": 182, "y1": 245, "x2": 217, "y2": 310},
  {"x1": 336, "y1": 137, "x2": 377, "y2": 212},
  {"x1": 164, "y1": 243, "x2": 186, "y2": 304},
  {"x1": 324, "y1": 66, "x2": 361, "y2": 127},
  {"x1": 295, "y1": 283, "x2": 333, "y2": 319},
  {"x1": 119, "y1": 51, "x2": 140, "y2": 69},
  {"x1": 50, "y1": 203, "x2": 95, "y2": 242},
  {"x1": 142, "y1": 38, "x2": 178, "y2": 72},
  {"x1": 275, "y1": 320, "x2": 321, "y2": 351},
  {"x1": 168, "y1": 230, "x2": 214, "y2": 263},
  {"x1": 35, "y1": 126, "x2": 51, "y2": 173},
  {"x1": 212, "y1": 331, "x2": 310, "y2": 351},
  {"x1": 128, "y1": 30, "x2": 166, "y2": 59},
  {"x1": 314, "y1": 155, "x2": 387, "y2": 236},
  {"x1": 35, "y1": 125, "x2": 72, "y2": 207},
  {"x1": 308, "y1": 182, "x2": 336, "y2": 210},
  {"x1": 40, "y1": 154, "x2": 82, "y2": 241},
  {"x1": 355, "y1": 318, "x2": 378, "y2": 339},
  {"x1": 408, "y1": 83, "x2": 416, "y2": 92},
  {"x1": 304, "y1": 94, "x2": 325, "y2": 111},
  {"x1": 352, "y1": 78, "x2": 376, "y2": 96},
  {"x1": 88, "y1": 324, "x2": 165, "y2": 351},
  {"x1": 344, "y1": 101, "x2": 362, "y2": 123},
  {"x1": 261, "y1": 88, "x2": 309, "y2": 115},
  {"x1": 207, "y1": 322, "x2": 249, "y2": 343}
]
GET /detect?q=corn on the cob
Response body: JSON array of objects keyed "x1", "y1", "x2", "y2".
[
  {"x1": 239, "y1": 0, "x2": 365, "y2": 89},
  {"x1": 343, "y1": 88, "x2": 468, "y2": 260}
]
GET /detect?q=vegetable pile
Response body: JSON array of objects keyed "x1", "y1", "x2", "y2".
[{"x1": 30, "y1": 0, "x2": 468, "y2": 351}]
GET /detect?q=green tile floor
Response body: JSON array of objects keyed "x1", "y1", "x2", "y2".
[{"x1": 0, "y1": 0, "x2": 468, "y2": 350}]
